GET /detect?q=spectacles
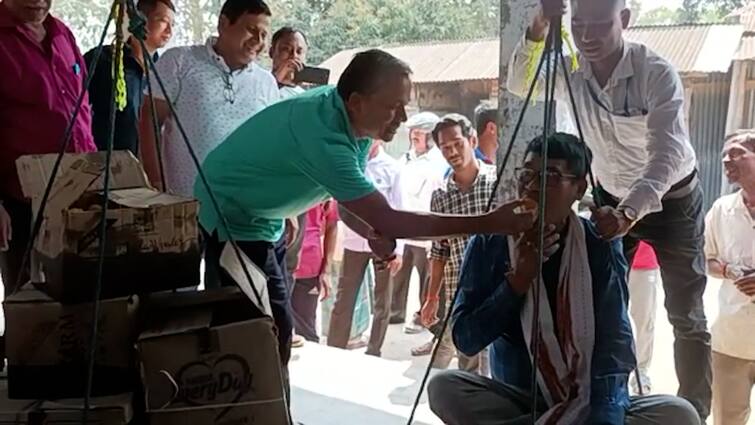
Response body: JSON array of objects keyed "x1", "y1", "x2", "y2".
[
  {"x1": 515, "y1": 167, "x2": 578, "y2": 187},
  {"x1": 221, "y1": 72, "x2": 235, "y2": 104}
]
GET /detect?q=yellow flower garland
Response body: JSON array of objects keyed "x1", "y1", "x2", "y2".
[
  {"x1": 112, "y1": 2, "x2": 127, "y2": 112},
  {"x1": 523, "y1": 26, "x2": 579, "y2": 103}
]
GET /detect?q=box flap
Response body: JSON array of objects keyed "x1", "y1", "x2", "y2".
[
  {"x1": 39, "y1": 393, "x2": 133, "y2": 415},
  {"x1": 3, "y1": 284, "x2": 53, "y2": 304},
  {"x1": 4, "y1": 285, "x2": 133, "y2": 305},
  {"x1": 220, "y1": 243, "x2": 271, "y2": 316},
  {"x1": 106, "y1": 188, "x2": 195, "y2": 209},
  {"x1": 0, "y1": 389, "x2": 132, "y2": 423},
  {"x1": 139, "y1": 308, "x2": 214, "y2": 340},
  {"x1": 16, "y1": 151, "x2": 150, "y2": 202}
]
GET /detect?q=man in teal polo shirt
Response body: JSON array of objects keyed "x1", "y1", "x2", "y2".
[{"x1": 195, "y1": 49, "x2": 535, "y2": 404}]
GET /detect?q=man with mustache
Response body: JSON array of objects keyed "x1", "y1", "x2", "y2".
[
  {"x1": 705, "y1": 130, "x2": 755, "y2": 425},
  {"x1": 195, "y1": 49, "x2": 536, "y2": 408},
  {"x1": 139, "y1": 0, "x2": 279, "y2": 196},
  {"x1": 417, "y1": 113, "x2": 496, "y2": 372},
  {"x1": 428, "y1": 133, "x2": 699, "y2": 425},
  {"x1": 86, "y1": 0, "x2": 175, "y2": 155},
  {"x1": 508, "y1": 0, "x2": 710, "y2": 419}
]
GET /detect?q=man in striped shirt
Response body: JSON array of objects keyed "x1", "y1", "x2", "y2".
[{"x1": 417, "y1": 114, "x2": 497, "y2": 372}]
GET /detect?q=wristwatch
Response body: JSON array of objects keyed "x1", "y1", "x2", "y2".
[{"x1": 618, "y1": 206, "x2": 638, "y2": 223}]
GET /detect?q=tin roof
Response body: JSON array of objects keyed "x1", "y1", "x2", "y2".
[{"x1": 319, "y1": 23, "x2": 743, "y2": 82}]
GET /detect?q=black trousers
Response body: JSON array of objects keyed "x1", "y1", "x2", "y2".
[
  {"x1": 598, "y1": 184, "x2": 712, "y2": 420},
  {"x1": 202, "y1": 228, "x2": 294, "y2": 401},
  {"x1": 0, "y1": 197, "x2": 31, "y2": 296},
  {"x1": 291, "y1": 277, "x2": 320, "y2": 343}
]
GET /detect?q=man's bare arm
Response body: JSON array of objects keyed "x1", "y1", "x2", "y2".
[
  {"x1": 426, "y1": 257, "x2": 447, "y2": 301},
  {"x1": 708, "y1": 258, "x2": 752, "y2": 280},
  {"x1": 340, "y1": 192, "x2": 535, "y2": 241}
]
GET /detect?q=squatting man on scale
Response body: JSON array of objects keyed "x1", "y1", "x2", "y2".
[{"x1": 507, "y1": 0, "x2": 711, "y2": 422}]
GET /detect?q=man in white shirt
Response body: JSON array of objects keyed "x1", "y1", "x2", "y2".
[
  {"x1": 508, "y1": 0, "x2": 710, "y2": 419},
  {"x1": 705, "y1": 130, "x2": 755, "y2": 425},
  {"x1": 328, "y1": 140, "x2": 404, "y2": 357},
  {"x1": 139, "y1": 0, "x2": 280, "y2": 196},
  {"x1": 391, "y1": 112, "x2": 447, "y2": 334}
]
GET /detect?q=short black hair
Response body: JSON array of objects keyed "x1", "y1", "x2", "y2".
[
  {"x1": 524, "y1": 132, "x2": 593, "y2": 178},
  {"x1": 271, "y1": 26, "x2": 308, "y2": 49},
  {"x1": 432, "y1": 113, "x2": 474, "y2": 144},
  {"x1": 337, "y1": 49, "x2": 412, "y2": 101},
  {"x1": 220, "y1": 0, "x2": 271, "y2": 24},
  {"x1": 137, "y1": 0, "x2": 175, "y2": 14},
  {"x1": 474, "y1": 104, "x2": 497, "y2": 137}
]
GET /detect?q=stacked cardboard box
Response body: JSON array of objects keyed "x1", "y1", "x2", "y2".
[
  {"x1": 3, "y1": 152, "x2": 289, "y2": 424},
  {"x1": 15, "y1": 151, "x2": 201, "y2": 302},
  {"x1": 138, "y1": 288, "x2": 289, "y2": 425}
]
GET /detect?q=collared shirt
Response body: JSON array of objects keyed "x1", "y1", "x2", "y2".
[
  {"x1": 508, "y1": 38, "x2": 697, "y2": 220},
  {"x1": 150, "y1": 37, "x2": 280, "y2": 197},
  {"x1": 453, "y1": 219, "x2": 635, "y2": 424},
  {"x1": 705, "y1": 191, "x2": 755, "y2": 360},
  {"x1": 443, "y1": 148, "x2": 492, "y2": 178},
  {"x1": 85, "y1": 42, "x2": 157, "y2": 155},
  {"x1": 429, "y1": 161, "x2": 498, "y2": 303},
  {"x1": 196, "y1": 86, "x2": 376, "y2": 242},
  {"x1": 0, "y1": 4, "x2": 96, "y2": 201},
  {"x1": 396, "y1": 147, "x2": 447, "y2": 249},
  {"x1": 342, "y1": 148, "x2": 404, "y2": 254},
  {"x1": 279, "y1": 84, "x2": 305, "y2": 100},
  {"x1": 294, "y1": 201, "x2": 339, "y2": 279}
]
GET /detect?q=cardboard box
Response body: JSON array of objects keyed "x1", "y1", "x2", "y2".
[
  {"x1": 3, "y1": 286, "x2": 140, "y2": 400},
  {"x1": 0, "y1": 390, "x2": 133, "y2": 424},
  {"x1": 16, "y1": 151, "x2": 200, "y2": 302},
  {"x1": 138, "y1": 288, "x2": 288, "y2": 425}
]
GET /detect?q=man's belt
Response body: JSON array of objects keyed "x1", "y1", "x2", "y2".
[
  {"x1": 663, "y1": 170, "x2": 698, "y2": 200},
  {"x1": 598, "y1": 170, "x2": 698, "y2": 203}
]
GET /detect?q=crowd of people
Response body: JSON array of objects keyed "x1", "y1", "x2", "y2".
[{"x1": 1, "y1": 0, "x2": 754, "y2": 424}]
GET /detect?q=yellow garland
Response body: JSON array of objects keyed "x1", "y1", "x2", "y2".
[
  {"x1": 112, "y1": 3, "x2": 127, "y2": 112},
  {"x1": 523, "y1": 28, "x2": 580, "y2": 103}
]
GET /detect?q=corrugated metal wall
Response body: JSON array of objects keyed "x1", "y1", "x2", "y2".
[
  {"x1": 740, "y1": 63, "x2": 755, "y2": 128},
  {"x1": 686, "y1": 73, "x2": 731, "y2": 211}
]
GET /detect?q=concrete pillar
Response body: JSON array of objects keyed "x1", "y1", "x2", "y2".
[{"x1": 496, "y1": 1, "x2": 545, "y2": 201}]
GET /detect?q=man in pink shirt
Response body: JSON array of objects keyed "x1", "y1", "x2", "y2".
[
  {"x1": 0, "y1": 0, "x2": 96, "y2": 292},
  {"x1": 291, "y1": 200, "x2": 339, "y2": 342}
]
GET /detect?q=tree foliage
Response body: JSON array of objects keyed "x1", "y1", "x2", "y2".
[
  {"x1": 53, "y1": 0, "x2": 499, "y2": 64},
  {"x1": 54, "y1": 0, "x2": 747, "y2": 65},
  {"x1": 637, "y1": 0, "x2": 744, "y2": 25}
]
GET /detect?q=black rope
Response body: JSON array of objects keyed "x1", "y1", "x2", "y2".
[
  {"x1": 131, "y1": 30, "x2": 292, "y2": 424},
  {"x1": 9, "y1": 4, "x2": 115, "y2": 297},
  {"x1": 133, "y1": 40, "x2": 266, "y2": 309},
  {"x1": 555, "y1": 34, "x2": 646, "y2": 398},
  {"x1": 83, "y1": 2, "x2": 126, "y2": 422},
  {"x1": 405, "y1": 22, "x2": 554, "y2": 425},
  {"x1": 529, "y1": 18, "x2": 561, "y2": 423},
  {"x1": 142, "y1": 48, "x2": 168, "y2": 191}
]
